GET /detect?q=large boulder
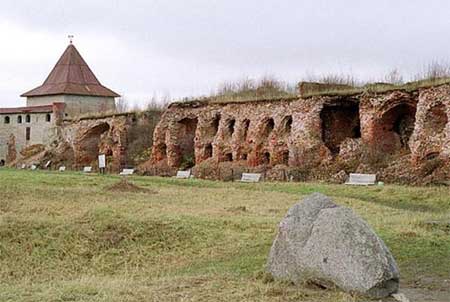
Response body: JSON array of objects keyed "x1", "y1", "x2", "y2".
[{"x1": 267, "y1": 193, "x2": 399, "y2": 298}]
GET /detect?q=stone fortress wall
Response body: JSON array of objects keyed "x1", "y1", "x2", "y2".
[
  {"x1": 0, "y1": 94, "x2": 116, "y2": 166},
  {"x1": 0, "y1": 42, "x2": 120, "y2": 167},
  {"x1": 0, "y1": 108, "x2": 162, "y2": 173},
  {"x1": 0, "y1": 103, "x2": 65, "y2": 165},
  {"x1": 0, "y1": 110, "x2": 130, "y2": 170},
  {"x1": 146, "y1": 83, "x2": 450, "y2": 184},
  {"x1": 2, "y1": 81, "x2": 448, "y2": 185}
]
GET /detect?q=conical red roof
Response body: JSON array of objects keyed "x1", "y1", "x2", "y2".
[{"x1": 21, "y1": 44, "x2": 120, "y2": 97}]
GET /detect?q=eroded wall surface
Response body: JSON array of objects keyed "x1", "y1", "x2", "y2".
[
  {"x1": 8, "y1": 111, "x2": 161, "y2": 172},
  {"x1": 147, "y1": 85, "x2": 450, "y2": 184},
  {"x1": 57, "y1": 115, "x2": 130, "y2": 171}
]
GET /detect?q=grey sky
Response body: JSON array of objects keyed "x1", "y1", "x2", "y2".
[{"x1": 1, "y1": 0, "x2": 450, "y2": 108}]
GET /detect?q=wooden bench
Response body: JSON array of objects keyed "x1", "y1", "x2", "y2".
[
  {"x1": 240, "y1": 173, "x2": 262, "y2": 183},
  {"x1": 345, "y1": 173, "x2": 376, "y2": 186},
  {"x1": 83, "y1": 166, "x2": 92, "y2": 173},
  {"x1": 176, "y1": 170, "x2": 191, "y2": 179},
  {"x1": 59, "y1": 166, "x2": 66, "y2": 172},
  {"x1": 120, "y1": 168, "x2": 135, "y2": 176}
]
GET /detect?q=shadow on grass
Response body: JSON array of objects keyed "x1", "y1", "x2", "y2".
[{"x1": 346, "y1": 194, "x2": 439, "y2": 213}]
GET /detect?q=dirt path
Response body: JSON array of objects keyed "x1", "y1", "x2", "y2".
[{"x1": 398, "y1": 278, "x2": 450, "y2": 302}]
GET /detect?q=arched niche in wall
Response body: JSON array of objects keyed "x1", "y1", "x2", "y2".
[
  {"x1": 281, "y1": 150, "x2": 289, "y2": 165},
  {"x1": 177, "y1": 117, "x2": 198, "y2": 168},
  {"x1": 204, "y1": 143, "x2": 213, "y2": 159},
  {"x1": 225, "y1": 152, "x2": 233, "y2": 162},
  {"x1": 320, "y1": 98, "x2": 361, "y2": 154},
  {"x1": 77, "y1": 122, "x2": 111, "y2": 165},
  {"x1": 225, "y1": 118, "x2": 236, "y2": 138},
  {"x1": 204, "y1": 113, "x2": 221, "y2": 140},
  {"x1": 242, "y1": 119, "x2": 251, "y2": 140},
  {"x1": 262, "y1": 151, "x2": 271, "y2": 165},
  {"x1": 154, "y1": 143, "x2": 167, "y2": 161},
  {"x1": 375, "y1": 101, "x2": 417, "y2": 153},
  {"x1": 281, "y1": 115, "x2": 293, "y2": 136},
  {"x1": 261, "y1": 118, "x2": 275, "y2": 139}
]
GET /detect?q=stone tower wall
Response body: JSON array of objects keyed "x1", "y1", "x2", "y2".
[{"x1": 27, "y1": 95, "x2": 116, "y2": 117}]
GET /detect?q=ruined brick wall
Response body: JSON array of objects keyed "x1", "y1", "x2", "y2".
[
  {"x1": 146, "y1": 84, "x2": 450, "y2": 184},
  {"x1": 9, "y1": 110, "x2": 161, "y2": 172},
  {"x1": 59, "y1": 115, "x2": 130, "y2": 171},
  {"x1": 410, "y1": 85, "x2": 450, "y2": 162}
]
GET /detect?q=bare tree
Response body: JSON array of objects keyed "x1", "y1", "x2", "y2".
[
  {"x1": 115, "y1": 97, "x2": 129, "y2": 113},
  {"x1": 415, "y1": 61, "x2": 450, "y2": 81},
  {"x1": 146, "y1": 93, "x2": 172, "y2": 111},
  {"x1": 384, "y1": 69, "x2": 404, "y2": 84}
]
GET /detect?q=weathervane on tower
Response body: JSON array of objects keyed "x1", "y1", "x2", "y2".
[{"x1": 68, "y1": 35, "x2": 74, "y2": 44}]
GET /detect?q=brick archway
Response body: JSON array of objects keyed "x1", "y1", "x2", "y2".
[
  {"x1": 320, "y1": 98, "x2": 361, "y2": 155},
  {"x1": 374, "y1": 102, "x2": 417, "y2": 153}
]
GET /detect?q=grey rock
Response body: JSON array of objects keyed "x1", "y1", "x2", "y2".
[{"x1": 267, "y1": 193, "x2": 399, "y2": 298}]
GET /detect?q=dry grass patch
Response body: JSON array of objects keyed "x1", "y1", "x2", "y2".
[{"x1": 0, "y1": 169, "x2": 449, "y2": 301}]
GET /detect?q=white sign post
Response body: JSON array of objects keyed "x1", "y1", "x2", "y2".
[{"x1": 98, "y1": 154, "x2": 106, "y2": 174}]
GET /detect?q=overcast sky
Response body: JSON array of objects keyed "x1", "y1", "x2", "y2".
[{"x1": 1, "y1": 0, "x2": 450, "y2": 108}]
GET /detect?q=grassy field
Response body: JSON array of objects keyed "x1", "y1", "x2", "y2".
[{"x1": 0, "y1": 169, "x2": 449, "y2": 301}]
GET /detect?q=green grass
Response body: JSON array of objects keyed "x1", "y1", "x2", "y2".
[{"x1": 0, "y1": 169, "x2": 449, "y2": 301}]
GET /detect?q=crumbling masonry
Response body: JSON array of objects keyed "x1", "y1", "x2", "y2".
[
  {"x1": 4, "y1": 110, "x2": 161, "y2": 173},
  {"x1": 146, "y1": 83, "x2": 450, "y2": 184}
]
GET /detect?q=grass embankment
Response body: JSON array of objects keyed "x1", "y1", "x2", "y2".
[
  {"x1": 171, "y1": 77, "x2": 450, "y2": 106},
  {"x1": 0, "y1": 169, "x2": 449, "y2": 301}
]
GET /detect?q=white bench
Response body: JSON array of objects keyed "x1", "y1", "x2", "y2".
[
  {"x1": 30, "y1": 165, "x2": 37, "y2": 171},
  {"x1": 21, "y1": 164, "x2": 26, "y2": 169},
  {"x1": 176, "y1": 170, "x2": 191, "y2": 179},
  {"x1": 59, "y1": 166, "x2": 66, "y2": 172},
  {"x1": 120, "y1": 168, "x2": 134, "y2": 176},
  {"x1": 83, "y1": 166, "x2": 92, "y2": 173},
  {"x1": 345, "y1": 173, "x2": 376, "y2": 186},
  {"x1": 241, "y1": 173, "x2": 261, "y2": 183}
]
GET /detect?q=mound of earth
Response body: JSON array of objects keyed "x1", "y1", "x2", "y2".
[{"x1": 106, "y1": 178, "x2": 156, "y2": 194}]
